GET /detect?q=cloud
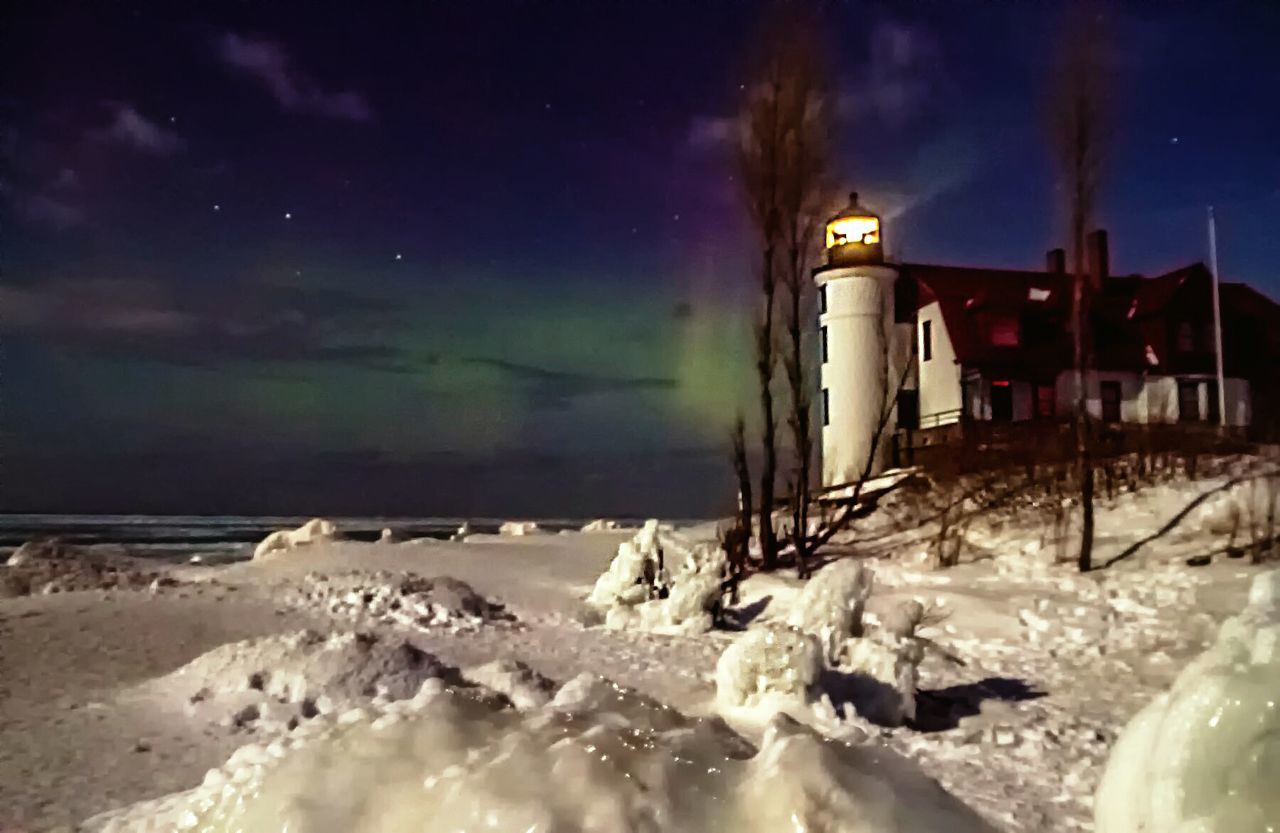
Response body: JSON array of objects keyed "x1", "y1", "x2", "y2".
[
  {"x1": 0, "y1": 277, "x2": 407, "y2": 372},
  {"x1": 463, "y1": 356, "x2": 677, "y2": 410},
  {"x1": 13, "y1": 192, "x2": 85, "y2": 229},
  {"x1": 98, "y1": 103, "x2": 183, "y2": 154},
  {"x1": 836, "y1": 22, "x2": 942, "y2": 129},
  {"x1": 218, "y1": 33, "x2": 372, "y2": 121}
]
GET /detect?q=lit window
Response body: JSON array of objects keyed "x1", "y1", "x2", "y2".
[
  {"x1": 825, "y1": 216, "x2": 880, "y2": 248},
  {"x1": 921, "y1": 319, "x2": 933, "y2": 361},
  {"x1": 820, "y1": 326, "x2": 828, "y2": 364},
  {"x1": 822, "y1": 388, "x2": 830, "y2": 426}
]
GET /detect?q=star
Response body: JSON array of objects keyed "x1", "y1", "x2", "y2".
[
  {"x1": 168, "y1": 116, "x2": 176, "y2": 124},
  {"x1": 1170, "y1": 136, "x2": 1180, "y2": 145},
  {"x1": 284, "y1": 212, "x2": 293, "y2": 220},
  {"x1": 544, "y1": 102, "x2": 552, "y2": 110},
  {"x1": 213, "y1": 204, "x2": 221, "y2": 211},
  {"x1": 673, "y1": 213, "x2": 681, "y2": 222},
  {"x1": 394, "y1": 253, "x2": 403, "y2": 261}
]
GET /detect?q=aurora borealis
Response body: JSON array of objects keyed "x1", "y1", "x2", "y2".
[{"x1": 4, "y1": 2, "x2": 1279, "y2": 516}]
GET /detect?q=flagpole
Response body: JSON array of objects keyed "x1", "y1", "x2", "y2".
[{"x1": 1208, "y1": 206, "x2": 1227, "y2": 430}]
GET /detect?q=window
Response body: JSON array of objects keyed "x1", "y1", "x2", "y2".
[
  {"x1": 822, "y1": 388, "x2": 830, "y2": 426},
  {"x1": 1100, "y1": 381, "x2": 1122, "y2": 423},
  {"x1": 921, "y1": 319, "x2": 933, "y2": 361},
  {"x1": 1178, "y1": 381, "x2": 1201, "y2": 422},
  {"x1": 897, "y1": 389, "x2": 919, "y2": 429},
  {"x1": 1177, "y1": 322, "x2": 1195, "y2": 353},
  {"x1": 1207, "y1": 380, "x2": 1221, "y2": 424},
  {"x1": 988, "y1": 314, "x2": 1020, "y2": 347},
  {"x1": 1035, "y1": 384, "x2": 1055, "y2": 419},
  {"x1": 990, "y1": 380, "x2": 1013, "y2": 422},
  {"x1": 893, "y1": 276, "x2": 917, "y2": 324},
  {"x1": 820, "y1": 326, "x2": 829, "y2": 364},
  {"x1": 819, "y1": 284, "x2": 827, "y2": 315}
]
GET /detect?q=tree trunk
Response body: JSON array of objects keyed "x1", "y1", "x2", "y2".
[
  {"x1": 1072, "y1": 208, "x2": 1095, "y2": 572},
  {"x1": 757, "y1": 248, "x2": 779, "y2": 570}
]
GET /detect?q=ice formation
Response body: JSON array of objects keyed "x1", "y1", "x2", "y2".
[
  {"x1": 498, "y1": 520, "x2": 542, "y2": 536},
  {"x1": 787, "y1": 559, "x2": 874, "y2": 661},
  {"x1": 253, "y1": 518, "x2": 338, "y2": 560},
  {"x1": 580, "y1": 518, "x2": 621, "y2": 532},
  {"x1": 586, "y1": 521, "x2": 726, "y2": 635},
  {"x1": 1094, "y1": 569, "x2": 1280, "y2": 833},
  {"x1": 88, "y1": 674, "x2": 996, "y2": 833},
  {"x1": 715, "y1": 625, "x2": 822, "y2": 708}
]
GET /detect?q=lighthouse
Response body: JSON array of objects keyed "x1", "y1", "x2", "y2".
[{"x1": 814, "y1": 193, "x2": 911, "y2": 488}]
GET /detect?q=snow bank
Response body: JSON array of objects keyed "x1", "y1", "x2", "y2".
[
  {"x1": 89, "y1": 674, "x2": 996, "y2": 833},
  {"x1": 285, "y1": 571, "x2": 512, "y2": 632},
  {"x1": 1094, "y1": 569, "x2": 1280, "y2": 833},
  {"x1": 253, "y1": 518, "x2": 338, "y2": 560},
  {"x1": 0, "y1": 538, "x2": 174, "y2": 597},
  {"x1": 143, "y1": 629, "x2": 447, "y2": 733},
  {"x1": 498, "y1": 520, "x2": 542, "y2": 536}
]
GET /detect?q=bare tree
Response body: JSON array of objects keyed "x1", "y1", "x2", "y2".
[
  {"x1": 728, "y1": 414, "x2": 754, "y2": 590},
  {"x1": 1051, "y1": 6, "x2": 1110, "y2": 572},
  {"x1": 738, "y1": 6, "x2": 830, "y2": 572}
]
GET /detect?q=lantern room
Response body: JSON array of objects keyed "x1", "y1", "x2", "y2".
[{"x1": 824, "y1": 192, "x2": 883, "y2": 267}]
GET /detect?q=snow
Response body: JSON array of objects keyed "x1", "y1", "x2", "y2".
[
  {"x1": 253, "y1": 518, "x2": 338, "y2": 560},
  {"x1": 282, "y1": 571, "x2": 513, "y2": 633},
  {"x1": 1094, "y1": 569, "x2": 1280, "y2": 833},
  {"x1": 89, "y1": 672, "x2": 996, "y2": 833},
  {"x1": 580, "y1": 518, "x2": 622, "y2": 532}
]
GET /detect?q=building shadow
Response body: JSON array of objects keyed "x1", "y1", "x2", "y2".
[{"x1": 910, "y1": 676, "x2": 1047, "y2": 732}]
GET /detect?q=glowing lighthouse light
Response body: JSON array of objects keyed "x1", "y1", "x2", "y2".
[{"x1": 814, "y1": 191, "x2": 905, "y2": 488}]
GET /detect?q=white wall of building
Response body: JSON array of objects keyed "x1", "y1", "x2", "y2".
[
  {"x1": 915, "y1": 300, "x2": 962, "y2": 428},
  {"x1": 1056, "y1": 371, "x2": 1250, "y2": 426},
  {"x1": 817, "y1": 264, "x2": 904, "y2": 486}
]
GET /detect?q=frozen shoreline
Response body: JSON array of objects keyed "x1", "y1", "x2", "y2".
[{"x1": 0, "y1": 476, "x2": 1272, "y2": 831}]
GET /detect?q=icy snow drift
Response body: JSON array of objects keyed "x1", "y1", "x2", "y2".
[
  {"x1": 92, "y1": 673, "x2": 996, "y2": 833},
  {"x1": 1094, "y1": 569, "x2": 1280, "y2": 833}
]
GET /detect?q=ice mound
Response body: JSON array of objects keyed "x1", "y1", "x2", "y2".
[
  {"x1": 88, "y1": 674, "x2": 995, "y2": 833},
  {"x1": 580, "y1": 518, "x2": 621, "y2": 532},
  {"x1": 498, "y1": 520, "x2": 542, "y2": 536},
  {"x1": 788, "y1": 560, "x2": 874, "y2": 661},
  {"x1": 253, "y1": 518, "x2": 338, "y2": 560},
  {"x1": 716, "y1": 625, "x2": 822, "y2": 708},
  {"x1": 1094, "y1": 569, "x2": 1280, "y2": 833},
  {"x1": 143, "y1": 630, "x2": 447, "y2": 732},
  {"x1": 587, "y1": 521, "x2": 727, "y2": 635},
  {"x1": 287, "y1": 571, "x2": 512, "y2": 632}
]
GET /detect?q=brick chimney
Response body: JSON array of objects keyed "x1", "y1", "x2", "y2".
[
  {"x1": 1087, "y1": 229, "x2": 1109, "y2": 287},
  {"x1": 1046, "y1": 248, "x2": 1065, "y2": 274}
]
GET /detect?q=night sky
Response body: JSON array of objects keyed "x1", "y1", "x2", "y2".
[{"x1": 4, "y1": 1, "x2": 1279, "y2": 518}]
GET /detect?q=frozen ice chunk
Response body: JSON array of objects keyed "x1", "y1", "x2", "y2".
[
  {"x1": 1094, "y1": 569, "x2": 1280, "y2": 833},
  {"x1": 715, "y1": 626, "x2": 822, "y2": 708},
  {"x1": 787, "y1": 560, "x2": 874, "y2": 661}
]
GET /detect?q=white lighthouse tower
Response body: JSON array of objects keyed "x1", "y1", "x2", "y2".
[{"x1": 814, "y1": 193, "x2": 909, "y2": 488}]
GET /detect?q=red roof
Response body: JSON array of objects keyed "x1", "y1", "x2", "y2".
[{"x1": 899, "y1": 260, "x2": 1279, "y2": 381}]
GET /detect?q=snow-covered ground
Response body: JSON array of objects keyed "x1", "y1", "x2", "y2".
[{"x1": 0, "y1": 465, "x2": 1275, "y2": 831}]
